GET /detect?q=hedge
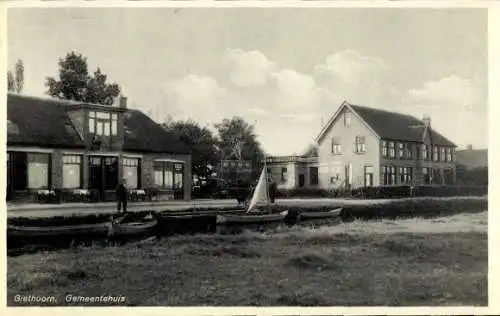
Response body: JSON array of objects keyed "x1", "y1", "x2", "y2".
[
  {"x1": 338, "y1": 197, "x2": 487, "y2": 221},
  {"x1": 277, "y1": 185, "x2": 487, "y2": 199}
]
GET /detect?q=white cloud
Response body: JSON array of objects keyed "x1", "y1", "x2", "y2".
[
  {"x1": 405, "y1": 76, "x2": 480, "y2": 111},
  {"x1": 153, "y1": 48, "x2": 485, "y2": 155},
  {"x1": 314, "y1": 49, "x2": 389, "y2": 85},
  {"x1": 170, "y1": 74, "x2": 226, "y2": 106},
  {"x1": 268, "y1": 69, "x2": 327, "y2": 111},
  {"x1": 246, "y1": 107, "x2": 270, "y2": 116},
  {"x1": 403, "y1": 76, "x2": 486, "y2": 148},
  {"x1": 222, "y1": 48, "x2": 277, "y2": 87},
  {"x1": 313, "y1": 49, "x2": 395, "y2": 106},
  {"x1": 162, "y1": 75, "x2": 227, "y2": 125}
]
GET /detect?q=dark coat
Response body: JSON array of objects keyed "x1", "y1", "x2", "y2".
[
  {"x1": 269, "y1": 182, "x2": 277, "y2": 196},
  {"x1": 116, "y1": 183, "x2": 128, "y2": 200}
]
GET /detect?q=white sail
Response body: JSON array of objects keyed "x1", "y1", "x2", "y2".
[{"x1": 246, "y1": 167, "x2": 270, "y2": 213}]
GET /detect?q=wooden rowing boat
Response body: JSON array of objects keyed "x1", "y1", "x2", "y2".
[
  {"x1": 106, "y1": 218, "x2": 158, "y2": 237},
  {"x1": 7, "y1": 223, "x2": 108, "y2": 238},
  {"x1": 298, "y1": 208, "x2": 343, "y2": 221},
  {"x1": 216, "y1": 210, "x2": 289, "y2": 224}
]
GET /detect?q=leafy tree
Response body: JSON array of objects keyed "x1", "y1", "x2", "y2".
[
  {"x1": 7, "y1": 59, "x2": 24, "y2": 93},
  {"x1": 302, "y1": 143, "x2": 318, "y2": 157},
  {"x1": 7, "y1": 71, "x2": 15, "y2": 92},
  {"x1": 15, "y1": 59, "x2": 24, "y2": 93},
  {"x1": 163, "y1": 119, "x2": 219, "y2": 178},
  {"x1": 215, "y1": 117, "x2": 265, "y2": 180},
  {"x1": 45, "y1": 52, "x2": 120, "y2": 104}
]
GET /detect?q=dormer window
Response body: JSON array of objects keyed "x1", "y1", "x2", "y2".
[{"x1": 89, "y1": 111, "x2": 118, "y2": 136}]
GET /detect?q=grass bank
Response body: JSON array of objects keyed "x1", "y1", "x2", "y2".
[{"x1": 8, "y1": 212, "x2": 487, "y2": 306}]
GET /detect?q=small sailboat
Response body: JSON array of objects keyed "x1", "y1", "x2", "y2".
[{"x1": 216, "y1": 163, "x2": 288, "y2": 225}]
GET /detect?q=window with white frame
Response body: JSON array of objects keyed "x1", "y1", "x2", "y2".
[
  {"x1": 398, "y1": 143, "x2": 405, "y2": 159},
  {"x1": 62, "y1": 155, "x2": 82, "y2": 188},
  {"x1": 382, "y1": 166, "x2": 396, "y2": 185},
  {"x1": 331, "y1": 137, "x2": 342, "y2": 154},
  {"x1": 173, "y1": 163, "x2": 184, "y2": 189},
  {"x1": 421, "y1": 167, "x2": 431, "y2": 185},
  {"x1": 89, "y1": 111, "x2": 118, "y2": 136},
  {"x1": 406, "y1": 143, "x2": 413, "y2": 159},
  {"x1": 154, "y1": 161, "x2": 174, "y2": 189},
  {"x1": 27, "y1": 153, "x2": 51, "y2": 189},
  {"x1": 399, "y1": 167, "x2": 412, "y2": 184},
  {"x1": 433, "y1": 146, "x2": 439, "y2": 162},
  {"x1": 389, "y1": 142, "x2": 396, "y2": 158},
  {"x1": 421, "y1": 144, "x2": 429, "y2": 160},
  {"x1": 355, "y1": 136, "x2": 366, "y2": 153},
  {"x1": 123, "y1": 157, "x2": 140, "y2": 189},
  {"x1": 382, "y1": 141, "x2": 388, "y2": 157},
  {"x1": 440, "y1": 147, "x2": 446, "y2": 162}
]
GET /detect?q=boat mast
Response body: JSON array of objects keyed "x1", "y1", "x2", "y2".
[{"x1": 263, "y1": 155, "x2": 272, "y2": 214}]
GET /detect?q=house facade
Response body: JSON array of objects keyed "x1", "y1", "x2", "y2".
[
  {"x1": 268, "y1": 101, "x2": 457, "y2": 190},
  {"x1": 6, "y1": 93, "x2": 192, "y2": 202},
  {"x1": 456, "y1": 145, "x2": 488, "y2": 169},
  {"x1": 265, "y1": 156, "x2": 319, "y2": 190}
]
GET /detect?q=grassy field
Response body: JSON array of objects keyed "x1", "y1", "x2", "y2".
[{"x1": 7, "y1": 211, "x2": 487, "y2": 306}]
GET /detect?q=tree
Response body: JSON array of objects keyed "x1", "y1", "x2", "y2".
[
  {"x1": 15, "y1": 59, "x2": 24, "y2": 93},
  {"x1": 163, "y1": 119, "x2": 219, "y2": 178},
  {"x1": 45, "y1": 52, "x2": 121, "y2": 104},
  {"x1": 215, "y1": 117, "x2": 265, "y2": 180},
  {"x1": 7, "y1": 71, "x2": 15, "y2": 92},
  {"x1": 7, "y1": 59, "x2": 24, "y2": 93},
  {"x1": 302, "y1": 143, "x2": 318, "y2": 157}
]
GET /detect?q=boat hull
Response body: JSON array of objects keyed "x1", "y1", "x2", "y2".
[
  {"x1": 7, "y1": 223, "x2": 109, "y2": 238},
  {"x1": 108, "y1": 220, "x2": 158, "y2": 237},
  {"x1": 298, "y1": 208, "x2": 342, "y2": 220},
  {"x1": 216, "y1": 210, "x2": 289, "y2": 225}
]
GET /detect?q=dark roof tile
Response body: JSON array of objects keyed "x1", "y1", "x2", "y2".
[
  {"x1": 122, "y1": 110, "x2": 191, "y2": 154},
  {"x1": 7, "y1": 93, "x2": 191, "y2": 154},
  {"x1": 7, "y1": 93, "x2": 85, "y2": 148},
  {"x1": 348, "y1": 103, "x2": 456, "y2": 147}
]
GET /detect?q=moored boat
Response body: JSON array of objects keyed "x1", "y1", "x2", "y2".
[
  {"x1": 298, "y1": 208, "x2": 343, "y2": 221},
  {"x1": 216, "y1": 210, "x2": 288, "y2": 224},
  {"x1": 7, "y1": 223, "x2": 109, "y2": 238},
  {"x1": 106, "y1": 217, "x2": 158, "y2": 237}
]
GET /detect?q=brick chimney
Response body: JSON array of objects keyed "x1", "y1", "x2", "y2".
[
  {"x1": 421, "y1": 114, "x2": 431, "y2": 127},
  {"x1": 467, "y1": 144, "x2": 473, "y2": 150},
  {"x1": 119, "y1": 95, "x2": 127, "y2": 109}
]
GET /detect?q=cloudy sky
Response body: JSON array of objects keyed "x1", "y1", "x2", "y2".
[{"x1": 8, "y1": 8, "x2": 487, "y2": 155}]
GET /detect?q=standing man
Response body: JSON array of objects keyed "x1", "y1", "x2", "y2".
[
  {"x1": 116, "y1": 178, "x2": 128, "y2": 214},
  {"x1": 269, "y1": 179, "x2": 277, "y2": 204}
]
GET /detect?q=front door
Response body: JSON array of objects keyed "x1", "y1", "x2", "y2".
[
  {"x1": 298, "y1": 174, "x2": 305, "y2": 187},
  {"x1": 364, "y1": 165, "x2": 374, "y2": 187},
  {"x1": 173, "y1": 162, "x2": 184, "y2": 200},
  {"x1": 88, "y1": 157, "x2": 104, "y2": 199},
  {"x1": 89, "y1": 156, "x2": 119, "y2": 201}
]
